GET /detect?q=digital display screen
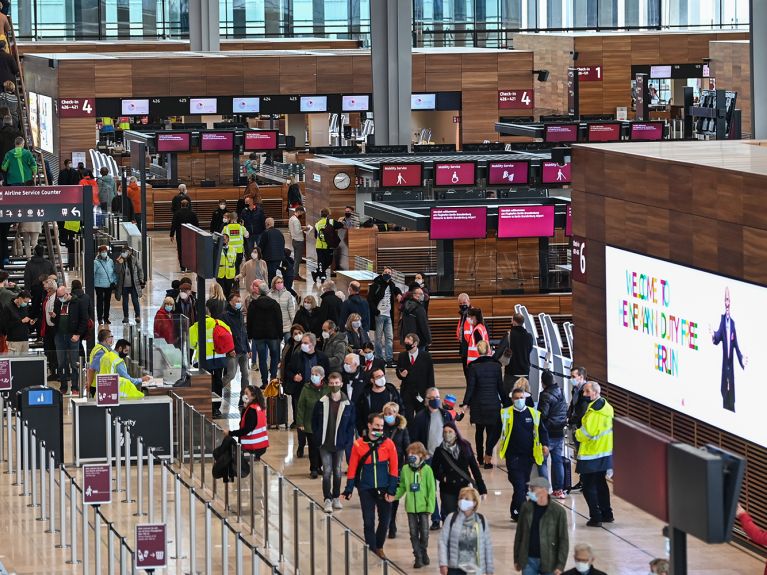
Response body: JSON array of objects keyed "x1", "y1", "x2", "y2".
[
  {"x1": 430, "y1": 207, "x2": 487, "y2": 240},
  {"x1": 38, "y1": 94, "x2": 53, "y2": 154},
  {"x1": 200, "y1": 132, "x2": 234, "y2": 151},
  {"x1": 630, "y1": 122, "x2": 665, "y2": 141},
  {"x1": 121, "y1": 99, "x2": 149, "y2": 115},
  {"x1": 606, "y1": 246, "x2": 767, "y2": 446},
  {"x1": 650, "y1": 65, "x2": 672, "y2": 79},
  {"x1": 380, "y1": 163, "x2": 422, "y2": 187},
  {"x1": 232, "y1": 97, "x2": 260, "y2": 113},
  {"x1": 342, "y1": 95, "x2": 370, "y2": 112},
  {"x1": 28, "y1": 388, "x2": 53, "y2": 406},
  {"x1": 244, "y1": 131, "x2": 278, "y2": 151},
  {"x1": 544, "y1": 124, "x2": 579, "y2": 143},
  {"x1": 411, "y1": 94, "x2": 436, "y2": 110},
  {"x1": 487, "y1": 161, "x2": 529, "y2": 185},
  {"x1": 566, "y1": 204, "x2": 572, "y2": 236},
  {"x1": 541, "y1": 161, "x2": 571, "y2": 184},
  {"x1": 433, "y1": 162, "x2": 476, "y2": 187},
  {"x1": 156, "y1": 132, "x2": 191, "y2": 153},
  {"x1": 497, "y1": 205, "x2": 555, "y2": 238},
  {"x1": 300, "y1": 96, "x2": 327, "y2": 112},
  {"x1": 587, "y1": 123, "x2": 622, "y2": 143},
  {"x1": 189, "y1": 98, "x2": 217, "y2": 114}
]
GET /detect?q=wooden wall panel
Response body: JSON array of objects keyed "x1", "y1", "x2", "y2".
[
  {"x1": 94, "y1": 63, "x2": 133, "y2": 97},
  {"x1": 710, "y1": 40, "x2": 751, "y2": 137},
  {"x1": 425, "y1": 54, "x2": 462, "y2": 91},
  {"x1": 510, "y1": 35, "x2": 571, "y2": 114},
  {"x1": 351, "y1": 56, "x2": 373, "y2": 92},
  {"x1": 316, "y1": 56, "x2": 354, "y2": 93},
  {"x1": 412, "y1": 53, "x2": 426, "y2": 92},
  {"x1": 279, "y1": 57, "x2": 317, "y2": 94},
  {"x1": 461, "y1": 52, "x2": 498, "y2": 90}
]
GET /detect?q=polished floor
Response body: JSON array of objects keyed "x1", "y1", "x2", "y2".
[{"x1": 0, "y1": 229, "x2": 762, "y2": 574}]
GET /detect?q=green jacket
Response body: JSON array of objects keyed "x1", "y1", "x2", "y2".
[
  {"x1": 513, "y1": 500, "x2": 569, "y2": 572},
  {"x1": 296, "y1": 382, "x2": 328, "y2": 433},
  {"x1": 394, "y1": 462, "x2": 436, "y2": 514},
  {"x1": 1, "y1": 146, "x2": 37, "y2": 184}
]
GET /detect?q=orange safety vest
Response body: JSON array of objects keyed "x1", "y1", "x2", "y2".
[
  {"x1": 456, "y1": 315, "x2": 472, "y2": 344},
  {"x1": 466, "y1": 323, "x2": 489, "y2": 364},
  {"x1": 239, "y1": 404, "x2": 269, "y2": 451}
]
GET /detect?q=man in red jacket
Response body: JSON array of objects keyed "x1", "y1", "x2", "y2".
[
  {"x1": 343, "y1": 413, "x2": 399, "y2": 560},
  {"x1": 737, "y1": 503, "x2": 767, "y2": 574}
]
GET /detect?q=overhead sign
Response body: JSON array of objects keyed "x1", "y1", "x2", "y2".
[
  {"x1": 57, "y1": 98, "x2": 95, "y2": 118},
  {"x1": 96, "y1": 374, "x2": 119, "y2": 407},
  {"x1": 498, "y1": 90, "x2": 534, "y2": 110},
  {"x1": 0, "y1": 186, "x2": 84, "y2": 222},
  {"x1": 83, "y1": 464, "x2": 111, "y2": 505},
  {"x1": 577, "y1": 66, "x2": 603, "y2": 81},
  {"x1": 0, "y1": 359, "x2": 10, "y2": 391},
  {"x1": 135, "y1": 524, "x2": 167, "y2": 569}
]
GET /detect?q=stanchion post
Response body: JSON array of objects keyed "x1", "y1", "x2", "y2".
[
  {"x1": 67, "y1": 479, "x2": 79, "y2": 564},
  {"x1": 200, "y1": 412, "x2": 206, "y2": 488},
  {"x1": 326, "y1": 514, "x2": 332, "y2": 574},
  {"x1": 178, "y1": 398, "x2": 185, "y2": 467},
  {"x1": 148, "y1": 448, "x2": 155, "y2": 522},
  {"x1": 47, "y1": 451, "x2": 56, "y2": 533},
  {"x1": 134, "y1": 438, "x2": 144, "y2": 516},
  {"x1": 119, "y1": 537, "x2": 127, "y2": 574},
  {"x1": 173, "y1": 475, "x2": 183, "y2": 560},
  {"x1": 221, "y1": 519, "x2": 228, "y2": 574},
  {"x1": 14, "y1": 413, "x2": 20, "y2": 486},
  {"x1": 262, "y1": 465, "x2": 269, "y2": 548},
  {"x1": 105, "y1": 410, "x2": 112, "y2": 469},
  {"x1": 107, "y1": 524, "x2": 114, "y2": 575},
  {"x1": 161, "y1": 463, "x2": 168, "y2": 524},
  {"x1": 6, "y1": 405, "x2": 12, "y2": 476},
  {"x1": 57, "y1": 466, "x2": 67, "y2": 548},
  {"x1": 236, "y1": 443, "x2": 242, "y2": 520},
  {"x1": 82, "y1": 498, "x2": 89, "y2": 575},
  {"x1": 123, "y1": 426, "x2": 133, "y2": 503},
  {"x1": 188, "y1": 406, "x2": 194, "y2": 477},
  {"x1": 309, "y1": 502, "x2": 315, "y2": 575},
  {"x1": 205, "y1": 503, "x2": 212, "y2": 575},
  {"x1": 30, "y1": 430, "x2": 37, "y2": 507},
  {"x1": 94, "y1": 508, "x2": 102, "y2": 574},
  {"x1": 22, "y1": 421, "x2": 29, "y2": 496},
  {"x1": 235, "y1": 533, "x2": 243, "y2": 575},
  {"x1": 0, "y1": 393, "x2": 4, "y2": 464},
  {"x1": 278, "y1": 474, "x2": 284, "y2": 559},
  {"x1": 39, "y1": 440, "x2": 46, "y2": 520},
  {"x1": 250, "y1": 455, "x2": 256, "y2": 535},
  {"x1": 114, "y1": 418, "x2": 122, "y2": 493},
  {"x1": 189, "y1": 487, "x2": 197, "y2": 575},
  {"x1": 293, "y1": 488, "x2": 299, "y2": 573},
  {"x1": 344, "y1": 528, "x2": 351, "y2": 575}
]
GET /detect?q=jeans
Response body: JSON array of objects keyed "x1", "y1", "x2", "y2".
[
  {"x1": 95, "y1": 287, "x2": 112, "y2": 323},
  {"x1": 122, "y1": 286, "x2": 140, "y2": 319},
  {"x1": 223, "y1": 352, "x2": 249, "y2": 390},
  {"x1": 54, "y1": 332, "x2": 80, "y2": 390},
  {"x1": 266, "y1": 260, "x2": 281, "y2": 285},
  {"x1": 407, "y1": 512, "x2": 430, "y2": 560},
  {"x1": 475, "y1": 422, "x2": 501, "y2": 458},
  {"x1": 358, "y1": 488, "x2": 392, "y2": 551},
  {"x1": 548, "y1": 437, "x2": 565, "y2": 491},
  {"x1": 581, "y1": 471, "x2": 613, "y2": 522},
  {"x1": 523, "y1": 557, "x2": 553, "y2": 575},
  {"x1": 320, "y1": 449, "x2": 343, "y2": 500},
  {"x1": 252, "y1": 339, "x2": 280, "y2": 387},
  {"x1": 506, "y1": 453, "x2": 534, "y2": 519},
  {"x1": 292, "y1": 240, "x2": 305, "y2": 276},
  {"x1": 374, "y1": 314, "x2": 393, "y2": 363}
]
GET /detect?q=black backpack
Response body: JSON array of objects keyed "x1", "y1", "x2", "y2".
[{"x1": 322, "y1": 219, "x2": 341, "y2": 248}]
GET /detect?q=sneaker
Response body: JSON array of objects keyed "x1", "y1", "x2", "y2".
[
  {"x1": 586, "y1": 519, "x2": 603, "y2": 528},
  {"x1": 122, "y1": 318, "x2": 129, "y2": 324},
  {"x1": 422, "y1": 553, "x2": 430, "y2": 566},
  {"x1": 552, "y1": 490, "x2": 567, "y2": 499},
  {"x1": 569, "y1": 481, "x2": 583, "y2": 493},
  {"x1": 324, "y1": 498, "x2": 333, "y2": 513},
  {"x1": 429, "y1": 521, "x2": 441, "y2": 531},
  {"x1": 332, "y1": 498, "x2": 343, "y2": 510}
]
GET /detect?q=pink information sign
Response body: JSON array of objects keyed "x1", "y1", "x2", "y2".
[
  {"x1": 430, "y1": 207, "x2": 487, "y2": 240},
  {"x1": 136, "y1": 523, "x2": 167, "y2": 569},
  {"x1": 497, "y1": 206, "x2": 555, "y2": 238},
  {"x1": 96, "y1": 374, "x2": 119, "y2": 407},
  {"x1": 83, "y1": 464, "x2": 111, "y2": 505}
]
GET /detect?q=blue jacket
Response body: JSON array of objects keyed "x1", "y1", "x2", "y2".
[
  {"x1": 93, "y1": 256, "x2": 117, "y2": 289},
  {"x1": 339, "y1": 294, "x2": 371, "y2": 332},
  {"x1": 311, "y1": 394, "x2": 356, "y2": 455},
  {"x1": 221, "y1": 305, "x2": 249, "y2": 355}
]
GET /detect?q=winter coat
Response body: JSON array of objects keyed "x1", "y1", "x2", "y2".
[
  {"x1": 240, "y1": 206, "x2": 266, "y2": 238},
  {"x1": 24, "y1": 254, "x2": 55, "y2": 289},
  {"x1": 464, "y1": 355, "x2": 508, "y2": 426},
  {"x1": 269, "y1": 288, "x2": 296, "y2": 333},
  {"x1": 153, "y1": 307, "x2": 176, "y2": 344},
  {"x1": 1, "y1": 146, "x2": 36, "y2": 184},
  {"x1": 285, "y1": 350, "x2": 330, "y2": 396},
  {"x1": 395, "y1": 463, "x2": 436, "y2": 514},
  {"x1": 221, "y1": 305, "x2": 249, "y2": 355},
  {"x1": 367, "y1": 276, "x2": 401, "y2": 320},
  {"x1": 296, "y1": 382, "x2": 329, "y2": 434},
  {"x1": 384, "y1": 414, "x2": 410, "y2": 469},
  {"x1": 339, "y1": 294, "x2": 371, "y2": 332},
  {"x1": 514, "y1": 500, "x2": 569, "y2": 573},
  {"x1": 93, "y1": 256, "x2": 117, "y2": 289},
  {"x1": 345, "y1": 327, "x2": 371, "y2": 352},
  {"x1": 111, "y1": 194, "x2": 135, "y2": 221},
  {"x1": 293, "y1": 306, "x2": 322, "y2": 338},
  {"x1": 317, "y1": 290, "x2": 342, "y2": 327},
  {"x1": 97, "y1": 174, "x2": 117, "y2": 205},
  {"x1": 431, "y1": 442, "x2": 487, "y2": 495},
  {"x1": 494, "y1": 325, "x2": 534, "y2": 382},
  {"x1": 246, "y1": 294, "x2": 282, "y2": 340},
  {"x1": 115, "y1": 254, "x2": 144, "y2": 298},
  {"x1": 321, "y1": 331, "x2": 348, "y2": 373},
  {"x1": 238, "y1": 258, "x2": 268, "y2": 290},
  {"x1": 258, "y1": 227, "x2": 285, "y2": 262},
  {"x1": 538, "y1": 384, "x2": 568, "y2": 439},
  {"x1": 356, "y1": 383, "x2": 404, "y2": 434},
  {"x1": 400, "y1": 298, "x2": 431, "y2": 346},
  {"x1": 311, "y1": 393, "x2": 356, "y2": 453},
  {"x1": 439, "y1": 512, "x2": 494, "y2": 574}
]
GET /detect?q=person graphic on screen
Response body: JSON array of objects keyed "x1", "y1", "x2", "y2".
[
  {"x1": 396, "y1": 172, "x2": 405, "y2": 185},
  {"x1": 710, "y1": 287, "x2": 748, "y2": 412},
  {"x1": 557, "y1": 168, "x2": 566, "y2": 181}
]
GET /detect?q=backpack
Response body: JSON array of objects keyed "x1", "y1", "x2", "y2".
[
  {"x1": 322, "y1": 219, "x2": 341, "y2": 248},
  {"x1": 212, "y1": 320, "x2": 235, "y2": 355}
]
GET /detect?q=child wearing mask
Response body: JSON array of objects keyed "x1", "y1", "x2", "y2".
[
  {"x1": 394, "y1": 441, "x2": 436, "y2": 569},
  {"x1": 441, "y1": 394, "x2": 465, "y2": 422}
]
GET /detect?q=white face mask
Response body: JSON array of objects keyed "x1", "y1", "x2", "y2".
[
  {"x1": 179, "y1": 291, "x2": 189, "y2": 300},
  {"x1": 458, "y1": 499, "x2": 475, "y2": 512},
  {"x1": 321, "y1": 331, "x2": 330, "y2": 340},
  {"x1": 351, "y1": 320, "x2": 361, "y2": 329},
  {"x1": 293, "y1": 333, "x2": 302, "y2": 342},
  {"x1": 374, "y1": 377, "x2": 386, "y2": 388},
  {"x1": 303, "y1": 303, "x2": 312, "y2": 311},
  {"x1": 223, "y1": 218, "x2": 229, "y2": 224},
  {"x1": 251, "y1": 253, "x2": 258, "y2": 260},
  {"x1": 574, "y1": 562, "x2": 591, "y2": 574},
  {"x1": 219, "y1": 204, "x2": 227, "y2": 210},
  {"x1": 300, "y1": 343, "x2": 311, "y2": 353},
  {"x1": 241, "y1": 394, "x2": 249, "y2": 405},
  {"x1": 343, "y1": 363, "x2": 355, "y2": 374}
]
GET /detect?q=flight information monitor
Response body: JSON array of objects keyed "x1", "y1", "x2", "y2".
[
  {"x1": 121, "y1": 99, "x2": 149, "y2": 115},
  {"x1": 630, "y1": 121, "x2": 665, "y2": 141},
  {"x1": 189, "y1": 98, "x2": 217, "y2": 114},
  {"x1": 300, "y1": 96, "x2": 327, "y2": 112},
  {"x1": 430, "y1": 207, "x2": 487, "y2": 240},
  {"x1": 497, "y1": 205, "x2": 555, "y2": 238},
  {"x1": 487, "y1": 161, "x2": 529, "y2": 185},
  {"x1": 587, "y1": 122, "x2": 622, "y2": 143},
  {"x1": 433, "y1": 162, "x2": 476, "y2": 187},
  {"x1": 411, "y1": 94, "x2": 436, "y2": 110},
  {"x1": 232, "y1": 97, "x2": 260, "y2": 113},
  {"x1": 544, "y1": 123, "x2": 579, "y2": 143},
  {"x1": 342, "y1": 95, "x2": 370, "y2": 112},
  {"x1": 380, "y1": 163, "x2": 422, "y2": 187}
]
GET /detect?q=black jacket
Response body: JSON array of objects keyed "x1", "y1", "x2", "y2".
[
  {"x1": 53, "y1": 294, "x2": 88, "y2": 337},
  {"x1": 246, "y1": 295, "x2": 283, "y2": 340},
  {"x1": 431, "y1": 442, "x2": 487, "y2": 495},
  {"x1": 494, "y1": 325, "x2": 534, "y2": 380},
  {"x1": 170, "y1": 207, "x2": 200, "y2": 238},
  {"x1": 367, "y1": 276, "x2": 401, "y2": 320},
  {"x1": 57, "y1": 166, "x2": 80, "y2": 186},
  {"x1": 384, "y1": 415, "x2": 410, "y2": 470},
  {"x1": 292, "y1": 306, "x2": 322, "y2": 338},
  {"x1": 71, "y1": 289, "x2": 93, "y2": 333},
  {"x1": 346, "y1": 327, "x2": 371, "y2": 352},
  {"x1": 342, "y1": 366, "x2": 369, "y2": 404},
  {"x1": 111, "y1": 194, "x2": 135, "y2": 221},
  {"x1": 0, "y1": 51, "x2": 18, "y2": 85},
  {"x1": 258, "y1": 227, "x2": 286, "y2": 262},
  {"x1": 539, "y1": 384, "x2": 568, "y2": 438},
  {"x1": 360, "y1": 354, "x2": 386, "y2": 383},
  {"x1": 221, "y1": 305, "x2": 248, "y2": 354},
  {"x1": 287, "y1": 183, "x2": 302, "y2": 206},
  {"x1": 411, "y1": 408, "x2": 453, "y2": 448},
  {"x1": 464, "y1": 356, "x2": 509, "y2": 426},
  {"x1": 209, "y1": 207, "x2": 227, "y2": 234},
  {"x1": 0, "y1": 301, "x2": 29, "y2": 341},
  {"x1": 317, "y1": 290, "x2": 342, "y2": 327},
  {"x1": 400, "y1": 298, "x2": 431, "y2": 346},
  {"x1": 355, "y1": 382, "x2": 404, "y2": 434},
  {"x1": 395, "y1": 350, "x2": 435, "y2": 401},
  {"x1": 568, "y1": 384, "x2": 591, "y2": 427},
  {"x1": 24, "y1": 255, "x2": 55, "y2": 290},
  {"x1": 285, "y1": 350, "x2": 330, "y2": 396},
  {"x1": 171, "y1": 192, "x2": 192, "y2": 213},
  {"x1": 339, "y1": 294, "x2": 371, "y2": 332}
]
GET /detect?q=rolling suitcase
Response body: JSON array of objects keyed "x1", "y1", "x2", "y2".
[
  {"x1": 562, "y1": 441, "x2": 574, "y2": 492},
  {"x1": 266, "y1": 394, "x2": 289, "y2": 429}
]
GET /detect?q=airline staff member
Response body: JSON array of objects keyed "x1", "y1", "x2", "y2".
[
  {"x1": 216, "y1": 233, "x2": 238, "y2": 297},
  {"x1": 465, "y1": 307, "x2": 489, "y2": 367},
  {"x1": 87, "y1": 328, "x2": 114, "y2": 396},
  {"x1": 98, "y1": 338, "x2": 150, "y2": 399},
  {"x1": 222, "y1": 212, "x2": 247, "y2": 271},
  {"x1": 227, "y1": 385, "x2": 269, "y2": 460}
]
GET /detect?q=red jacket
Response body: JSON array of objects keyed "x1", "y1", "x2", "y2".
[
  {"x1": 344, "y1": 436, "x2": 399, "y2": 494},
  {"x1": 739, "y1": 512, "x2": 767, "y2": 574},
  {"x1": 153, "y1": 307, "x2": 176, "y2": 345}
]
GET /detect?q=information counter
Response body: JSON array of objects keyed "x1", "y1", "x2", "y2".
[{"x1": 71, "y1": 396, "x2": 173, "y2": 466}]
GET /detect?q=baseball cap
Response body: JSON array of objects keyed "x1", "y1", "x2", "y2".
[{"x1": 528, "y1": 476, "x2": 551, "y2": 490}]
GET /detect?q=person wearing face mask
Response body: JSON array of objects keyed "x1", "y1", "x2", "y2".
[
  {"x1": 98, "y1": 338, "x2": 150, "y2": 399},
  {"x1": 173, "y1": 278, "x2": 197, "y2": 324},
  {"x1": 246, "y1": 282, "x2": 283, "y2": 389},
  {"x1": 316, "y1": 279, "x2": 342, "y2": 328},
  {"x1": 464, "y1": 308, "x2": 489, "y2": 367},
  {"x1": 257, "y1": 217, "x2": 285, "y2": 284},
  {"x1": 153, "y1": 296, "x2": 177, "y2": 346},
  {"x1": 344, "y1": 312, "x2": 371, "y2": 353},
  {"x1": 226, "y1": 385, "x2": 269, "y2": 459},
  {"x1": 240, "y1": 195, "x2": 266, "y2": 254},
  {"x1": 367, "y1": 266, "x2": 403, "y2": 367},
  {"x1": 320, "y1": 320, "x2": 347, "y2": 374},
  {"x1": 575, "y1": 382, "x2": 614, "y2": 527},
  {"x1": 110, "y1": 178, "x2": 135, "y2": 222},
  {"x1": 438, "y1": 486, "x2": 494, "y2": 575},
  {"x1": 382, "y1": 401, "x2": 410, "y2": 538},
  {"x1": 93, "y1": 245, "x2": 117, "y2": 325},
  {"x1": 341, "y1": 352, "x2": 367, "y2": 404},
  {"x1": 396, "y1": 332, "x2": 435, "y2": 426},
  {"x1": 2, "y1": 289, "x2": 33, "y2": 353},
  {"x1": 400, "y1": 287, "x2": 431, "y2": 352},
  {"x1": 238, "y1": 247, "x2": 269, "y2": 298},
  {"x1": 51, "y1": 286, "x2": 78, "y2": 394},
  {"x1": 499, "y1": 388, "x2": 550, "y2": 522},
  {"x1": 268, "y1": 275, "x2": 296, "y2": 343},
  {"x1": 355, "y1": 368, "x2": 404, "y2": 436},
  {"x1": 296, "y1": 365, "x2": 329, "y2": 478},
  {"x1": 343, "y1": 413, "x2": 400, "y2": 560},
  {"x1": 394, "y1": 441, "x2": 436, "y2": 568},
  {"x1": 311, "y1": 372, "x2": 356, "y2": 513},
  {"x1": 292, "y1": 295, "x2": 322, "y2": 338},
  {"x1": 210, "y1": 199, "x2": 228, "y2": 234},
  {"x1": 288, "y1": 206, "x2": 310, "y2": 280},
  {"x1": 513, "y1": 476, "x2": 568, "y2": 575},
  {"x1": 561, "y1": 544, "x2": 607, "y2": 575},
  {"x1": 216, "y1": 234, "x2": 238, "y2": 298},
  {"x1": 280, "y1": 325, "x2": 305, "y2": 420},
  {"x1": 494, "y1": 313, "x2": 534, "y2": 390},
  {"x1": 115, "y1": 246, "x2": 144, "y2": 324},
  {"x1": 565, "y1": 366, "x2": 589, "y2": 494},
  {"x1": 360, "y1": 341, "x2": 385, "y2": 382},
  {"x1": 169, "y1": 198, "x2": 199, "y2": 272},
  {"x1": 221, "y1": 292, "x2": 250, "y2": 394},
  {"x1": 87, "y1": 328, "x2": 114, "y2": 395},
  {"x1": 40, "y1": 277, "x2": 59, "y2": 380},
  {"x1": 456, "y1": 293, "x2": 473, "y2": 381},
  {"x1": 278, "y1": 247, "x2": 298, "y2": 299},
  {"x1": 339, "y1": 281, "x2": 370, "y2": 335}
]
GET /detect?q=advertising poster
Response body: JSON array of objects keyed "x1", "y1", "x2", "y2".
[{"x1": 38, "y1": 94, "x2": 53, "y2": 154}]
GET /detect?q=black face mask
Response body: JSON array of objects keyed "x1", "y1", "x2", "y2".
[
  {"x1": 118, "y1": 351, "x2": 129, "y2": 359},
  {"x1": 345, "y1": 212, "x2": 352, "y2": 218},
  {"x1": 459, "y1": 304, "x2": 469, "y2": 313},
  {"x1": 404, "y1": 342, "x2": 414, "y2": 351}
]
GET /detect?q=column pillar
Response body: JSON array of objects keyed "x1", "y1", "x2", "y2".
[
  {"x1": 752, "y1": 0, "x2": 767, "y2": 137},
  {"x1": 189, "y1": 0, "x2": 220, "y2": 51},
  {"x1": 370, "y1": 0, "x2": 412, "y2": 146}
]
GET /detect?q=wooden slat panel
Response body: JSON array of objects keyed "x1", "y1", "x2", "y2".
[
  {"x1": 279, "y1": 56, "x2": 318, "y2": 94},
  {"x1": 412, "y1": 53, "x2": 426, "y2": 92},
  {"x1": 425, "y1": 54, "x2": 461, "y2": 91},
  {"x1": 351, "y1": 56, "x2": 373, "y2": 92}
]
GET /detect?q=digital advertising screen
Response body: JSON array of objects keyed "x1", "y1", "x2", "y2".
[
  {"x1": 244, "y1": 131, "x2": 278, "y2": 150},
  {"x1": 605, "y1": 246, "x2": 767, "y2": 446},
  {"x1": 232, "y1": 97, "x2": 260, "y2": 114},
  {"x1": 121, "y1": 99, "x2": 149, "y2": 115},
  {"x1": 411, "y1": 94, "x2": 436, "y2": 110},
  {"x1": 433, "y1": 162, "x2": 476, "y2": 187},
  {"x1": 200, "y1": 132, "x2": 234, "y2": 151},
  {"x1": 541, "y1": 161, "x2": 571, "y2": 184},
  {"x1": 587, "y1": 122, "x2": 622, "y2": 143},
  {"x1": 342, "y1": 95, "x2": 370, "y2": 112},
  {"x1": 429, "y1": 207, "x2": 487, "y2": 240},
  {"x1": 300, "y1": 96, "x2": 327, "y2": 112},
  {"x1": 189, "y1": 98, "x2": 217, "y2": 114},
  {"x1": 156, "y1": 132, "x2": 191, "y2": 153},
  {"x1": 487, "y1": 161, "x2": 529, "y2": 185},
  {"x1": 544, "y1": 123, "x2": 579, "y2": 143},
  {"x1": 630, "y1": 122, "x2": 665, "y2": 141},
  {"x1": 497, "y1": 205, "x2": 555, "y2": 238},
  {"x1": 38, "y1": 94, "x2": 53, "y2": 154},
  {"x1": 380, "y1": 163, "x2": 422, "y2": 187}
]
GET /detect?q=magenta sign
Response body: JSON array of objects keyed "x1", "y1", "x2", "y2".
[
  {"x1": 96, "y1": 374, "x2": 119, "y2": 407},
  {"x1": 135, "y1": 523, "x2": 167, "y2": 569},
  {"x1": 587, "y1": 123, "x2": 621, "y2": 142},
  {"x1": 544, "y1": 124, "x2": 579, "y2": 143},
  {"x1": 434, "y1": 162, "x2": 475, "y2": 187},
  {"x1": 566, "y1": 204, "x2": 572, "y2": 236},
  {"x1": 487, "y1": 161, "x2": 529, "y2": 185},
  {"x1": 630, "y1": 122, "x2": 664, "y2": 141},
  {"x1": 0, "y1": 359, "x2": 10, "y2": 391},
  {"x1": 83, "y1": 464, "x2": 111, "y2": 505},
  {"x1": 244, "y1": 131, "x2": 278, "y2": 151},
  {"x1": 430, "y1": 207, "x2": 487, "y2": 240},
  {"x1": 497, "y1": 205, "x2": 555, "y2": 238},
  {"x1": 156, "y1": 133, "x2": 190, "y2": 152},
  {"x1": 541, "y1": 162, "x2": 571, "y2": 184},
  {"x1": 381, "y1": 163, "x2": 422, "y2": 187},
  {"x1": 200, "y1": 132, "x2": 234, "y2": 151}
]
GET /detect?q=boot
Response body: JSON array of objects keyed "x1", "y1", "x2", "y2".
[{"x1": 483, "y1": 454, "x2": 493, "y2": 470}]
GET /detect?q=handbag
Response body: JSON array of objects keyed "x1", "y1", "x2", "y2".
[
  {"x1": 497, "y1": 331, "x2": 512, "y2": 367},
  {"x1": 440, "y1": 447, "x2": 476, "y2": 488}
]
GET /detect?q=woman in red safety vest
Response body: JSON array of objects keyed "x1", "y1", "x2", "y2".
[
  {"x1": 465, "y1": 307, "x2": 490, "y2": 366},
  {"x1": 227, "y1": 385, "x2": 269, "y2": 459}
]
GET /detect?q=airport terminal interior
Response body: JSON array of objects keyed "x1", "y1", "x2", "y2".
[{"x1": 0, "y1": 1, "x2": 766, "y2": 574}]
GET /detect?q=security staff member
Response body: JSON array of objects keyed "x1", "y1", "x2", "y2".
[
  {"x1": 221, "y1": 211, "x2": 247, "y2": 271},
  {"x1": 87, "y1": 328, "x2": 114, "y2": 396},
  {"x1": 216, "y1": 233, "x2": 237, "y2": 297},
  {"x1": 98, "y1": 338, "x2": 150, "y2": 399},
  {"x1": 189, "y1": 305, "x2": 232, "y2": 418},
  {"x1": 499, "y1": 388, "x2": 549, "y2": 522}
]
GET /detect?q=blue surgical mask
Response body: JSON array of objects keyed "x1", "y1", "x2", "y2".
[
  {"x1": 352, "y1": 320, "x2": 361, "y2": 329},
  {"x1": 310, "y1": 374, "x2": 322, "y2": 385},
  {"x1": 513, "y1": 398, "x2": 527, "y2": 411},
  {"x1": 384, "y1": 414, "x2": 395, "y2": 425},
  {"x1": 364, "y1": 352, "x2": 374, "y2": 361},
  {"x1": 408, "y1": 454, "x2": 420, "y2": 466},
  {"x1": 234, "y1": 302, "x2": 242, "y2": 310},
  {"x1": 164, "y1": 305, "x2": 173, "y2": 312},
  {"x1": 382, "y1": 273, "x2": 391, "y2": 282},
  {"x1": 527, "y1": 491, "x2": 538, "y2": 503}
]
